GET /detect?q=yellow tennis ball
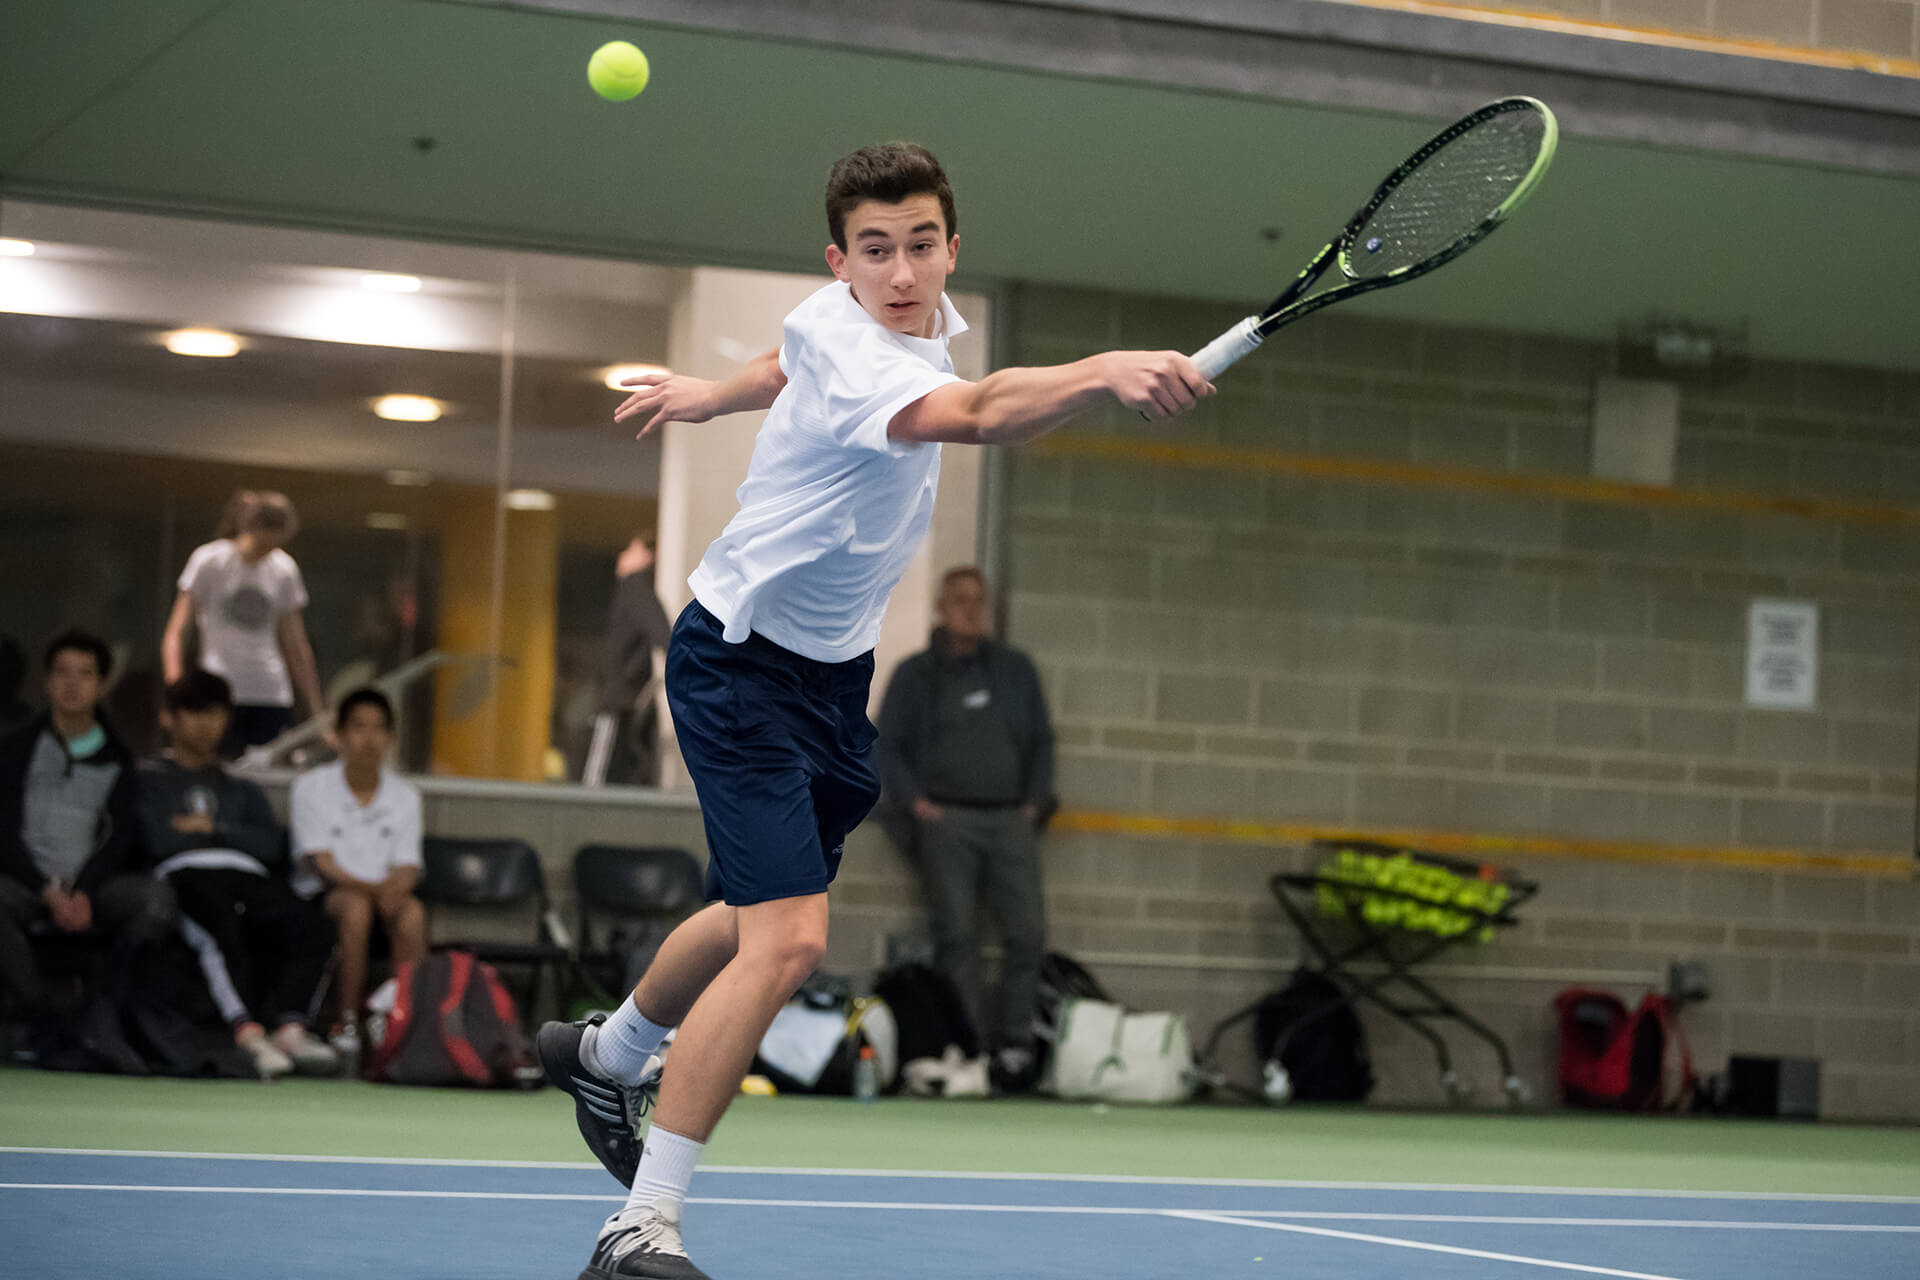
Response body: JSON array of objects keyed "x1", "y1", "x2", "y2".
[{"x1": 588, "y1": 41, "x2": 650, "y2": 101}]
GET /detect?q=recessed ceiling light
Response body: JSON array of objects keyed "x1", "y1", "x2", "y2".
[
  {"x1": 373, "y1": 394, "x2": 443, "y2": 422},
  {"x1": 366, "y1": 512, "x2": 409, "y2": 531},
  {"x1": 362, "y1": 273, "x2": 422, "y2": 293},
  {"x1": 601, "y1": 363, "x2": 670, "y2": 391},
  {"x1": 503, "y1": 489, "x2": 556, "y2": 511},
  {"x1": 384, "y1": 468, "x2": 432, "y2": 487},
  {"x1": 162, "y1": 328, "x2": 242, "y2": 358},
  {"x1": 0, "y1": 239, "x2": 33, "y2": 257}
]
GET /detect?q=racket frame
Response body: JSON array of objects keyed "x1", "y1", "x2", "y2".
[{"x1": 1190, "y1": 96, "x2": 1558, "y2": 380}]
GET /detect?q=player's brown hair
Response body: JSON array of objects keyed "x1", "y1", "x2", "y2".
[{"x1": 825, "y1": 142, "x2": 957, "y2": 251}]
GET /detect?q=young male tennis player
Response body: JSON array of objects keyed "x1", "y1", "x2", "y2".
[{"x1": 538, "y1": 141, "x2": 1212, "y2": 1280}]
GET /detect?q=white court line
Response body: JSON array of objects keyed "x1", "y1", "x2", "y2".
[
  {"x1": 0, "y1": 1147, "x2": 600, "y2": 1171},
  {"x1": 5, "y1": 1148, "x2": 1918, "y2": 1205},
  {"x1": 1227, "y1": 1212, "x2": 1920, "y2": 1233},
  {"x1": 0, "y1": 1183, "x2": 621, "y2": 1201},
  {"x1": 1172, "y1": 1210, "x2": 1689, "y2": 1280},
  {"x1": 0, "y1": 1184, "x2": 1913, "y2": 1235}
]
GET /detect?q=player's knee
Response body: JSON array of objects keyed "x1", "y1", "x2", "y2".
[{"x1": 766, "y1": 934, "x2": 828, "y2": 993}]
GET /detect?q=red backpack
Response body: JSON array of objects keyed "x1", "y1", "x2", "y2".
[
  {"x1": 368, "y1": 951, "x2": 536, "y2": 1088},
  {"x1": 1555, "y1": 988, "x2": 1694, "y2": 1112}
]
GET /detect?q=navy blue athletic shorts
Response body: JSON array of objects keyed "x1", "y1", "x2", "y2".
[{"x1": 664, "y1": 599, "x2": 881, "y2": 906}]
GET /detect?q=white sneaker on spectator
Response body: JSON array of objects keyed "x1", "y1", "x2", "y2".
[
  {"x1": 271, "y1": 1023, "x2": 342, "y2": 1075},
  {"x1": 235, "y1": 1023, "x2": 294, "y2": 1079}
]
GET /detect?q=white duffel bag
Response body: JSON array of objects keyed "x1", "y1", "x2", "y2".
[{"x1": 1044, "y1": 998, "x2": 1194, "y2": 1104}]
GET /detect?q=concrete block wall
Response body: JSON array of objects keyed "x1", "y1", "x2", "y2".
[
  {"x1": 1329, "y1": 0, "x2": 1920, "y2": 59},
  {"x1": 999, "y1": 284, "x2": 1920, "y2": 1119}
]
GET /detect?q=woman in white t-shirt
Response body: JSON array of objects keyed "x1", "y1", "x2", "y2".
[{"x1": 162, "y1": 491, "x2": 326, "y2": 757}]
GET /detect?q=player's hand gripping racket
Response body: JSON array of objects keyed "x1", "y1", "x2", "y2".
[{"x1": 1188, "y1": 96, "x2": 1557, "y2": 380}]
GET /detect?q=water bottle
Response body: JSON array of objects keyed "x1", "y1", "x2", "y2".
[
  {"x1": 333, "y1": 1022, "x2": 362, "y2": 1080},
  {"x1": 853, "y1": 1044, "x2": 878, "y2": 1104}
]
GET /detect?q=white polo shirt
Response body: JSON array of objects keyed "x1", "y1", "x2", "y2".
[
  {"x1": 288, "y1": 760, "x2": 423, "y2": 899},
  {"x1": 687, "y1": 280, "x2": 966, "y2": 663},
  {"x1": 178, "y1": 540, "x2": 309, "y2": 706}
]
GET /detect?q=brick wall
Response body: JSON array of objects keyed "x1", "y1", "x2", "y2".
[
  {"x1": 996, "y1": 284, "x2": 1920, "y2": 1119},
  {"x1": 1322, "y1": 0, "x2": 1920, "y2": 59}
]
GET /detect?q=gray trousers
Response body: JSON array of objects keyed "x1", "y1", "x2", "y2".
[
  {"x1": 0, "y1": 874, "x2": 178, "y2": 1012},
  {"x1": 917, "y1": 805, "x2": 1046, "y2": 1050}
]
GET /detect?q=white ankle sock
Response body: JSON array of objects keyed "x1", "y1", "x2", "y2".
[
  {"x1": 624, "y1": 1125, "x2": 703, "y2": 1215},
  {"x1": 583, "y1": 996, "x2": 672, "y2": 1084}
]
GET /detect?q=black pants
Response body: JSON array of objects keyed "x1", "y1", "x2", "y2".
[
  {"x1": 167, "y1": 868, "x2": 334, "y2": 1029},
  {"x1": 219, "y1": 704, "x2": 292, "y2": 759},
  {"x1": 0, "y1": 874, "x2": 178, "y2": 1013},
  {"x1": 918, "y1": 805, "x2": 1046, "y2": 1050}
]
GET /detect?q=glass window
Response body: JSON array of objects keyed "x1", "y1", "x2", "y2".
[{"x1": 0, "y1": 200, "x2": 989, "y2": 786}]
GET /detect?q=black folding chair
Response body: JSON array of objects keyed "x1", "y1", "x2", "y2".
[
  {"x1": 567, "y1": 844, "x2": 705, "y2": 1012},
  {"x1": 1196, "y1": 838, "x2": 1537, "y2": 1106},
  {"x1": 418, "y1": 836, "x2": 572, "y2": 1030}
]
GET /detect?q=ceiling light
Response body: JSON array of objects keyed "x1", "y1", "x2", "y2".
[
  {"x1": 163, "y1": 328, "x2": 241, "y2": 358},
  {"x1": 384, "y1": 468, "x2": 432, "y2": 487},
  {"x1": 361, "y1": 273, "x2": 422, "y2": 293},
  {"x1": 601, "y1": 363, "x2": 670, "y2": 391},
  {"x1": 0, "y1": 239, "x2": 33, "y2": 257},
  {"x1": 503, "y1": 489, "x2": 556, "y2": 511},
  {"x1": 366, "y1": 512, "x2": 409, "y2": 531},
  {"x1": 373, "y1": 394, "x2": 443, "y2": 422}
]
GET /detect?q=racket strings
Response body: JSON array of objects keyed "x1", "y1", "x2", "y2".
[{"x1": 1344, "y1": 109, "x2": 1547, "y2": 280}]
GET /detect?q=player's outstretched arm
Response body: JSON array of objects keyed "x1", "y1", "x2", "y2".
[
  {"x1": 889, "y1": 350, "x2": 1212, "y2": 447},
  {"x1": 614, "y1": 346, "x2": 788, "y2": 437}
]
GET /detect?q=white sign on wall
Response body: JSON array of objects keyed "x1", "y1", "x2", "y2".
[{"x1": 1745, "y1": 599, "x2": 1819, "y2": 710}]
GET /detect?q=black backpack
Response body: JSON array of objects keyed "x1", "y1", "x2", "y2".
[
  {"x1": 1254, "y1": 969, "x2": 1375, "y2": 1103},
  {"x1": 36, "y1": 938, "x2": 254, "y2": 1079},
  {"x1": 874, "y1": 962, "x2": 978, "y2": 1064}
]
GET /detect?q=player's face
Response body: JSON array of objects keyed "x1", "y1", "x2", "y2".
[{"x1": 825, "y1": 194, "x2": 958, "y2": 339}]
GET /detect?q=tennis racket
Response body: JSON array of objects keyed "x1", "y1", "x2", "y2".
[{"x1": 1188, "y1": 96, "x2": 1558, "y2": 380}]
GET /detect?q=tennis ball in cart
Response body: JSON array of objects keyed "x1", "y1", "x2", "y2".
[{"x1": 588, "y1": 41, "x2": 650, "y2": 101}]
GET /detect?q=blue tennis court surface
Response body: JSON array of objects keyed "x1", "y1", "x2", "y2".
[{"x1": 4, "y1": 1148, "x2": 1917, "y2": 1279}]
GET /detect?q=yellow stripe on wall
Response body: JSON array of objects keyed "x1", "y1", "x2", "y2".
[
  {"x1": 1335, "y1": 0, "x2": 1920, "y2": 78},
  {"x1": 1052, "y1": 809, "x2": 1917, "y2": 878},
  {"x1": 1033, "y1": 434, "x2": 1920, "y2": 530}
]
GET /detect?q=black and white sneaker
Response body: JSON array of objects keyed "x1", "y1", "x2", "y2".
[
  {"x1": 536, "y1": 1016, "x2": 662, "y2": 1187},
  {"x1": 580, "y1": 1201, "x2": 711, "y2": 1280}
]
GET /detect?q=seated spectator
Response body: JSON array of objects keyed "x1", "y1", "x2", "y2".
[
  {"x1": 290, "y1": 689, "x2": 425, "y2": 1037},
  {"x1": 139, "y1": 670, "x2": 338, "y2": 1078},
  {"x1": 0, "y1": 630, "x2": 176, "y2": 1040}
]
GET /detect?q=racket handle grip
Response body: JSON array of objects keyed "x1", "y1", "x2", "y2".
[{"x1": 1190, "y1": 316, "x2": 1263, "y2": 380}]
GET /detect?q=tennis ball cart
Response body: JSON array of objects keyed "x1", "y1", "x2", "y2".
[{"x1": 1191, "y1": 838, "x2": 1539, "y2": 1107}]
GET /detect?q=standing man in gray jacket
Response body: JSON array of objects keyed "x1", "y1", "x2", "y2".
[{"x1": 878, "y1": 566, "x2": 1055, "y2": 1092}]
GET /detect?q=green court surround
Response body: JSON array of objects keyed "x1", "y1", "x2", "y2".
[{"x1": 3, "y1": 1068, "x2": 1915, "y2": 1197}]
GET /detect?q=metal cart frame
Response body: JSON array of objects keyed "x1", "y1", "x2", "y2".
[{"x1": 1193, "y1": 839, "x2": 1538, "y2": 1106}]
